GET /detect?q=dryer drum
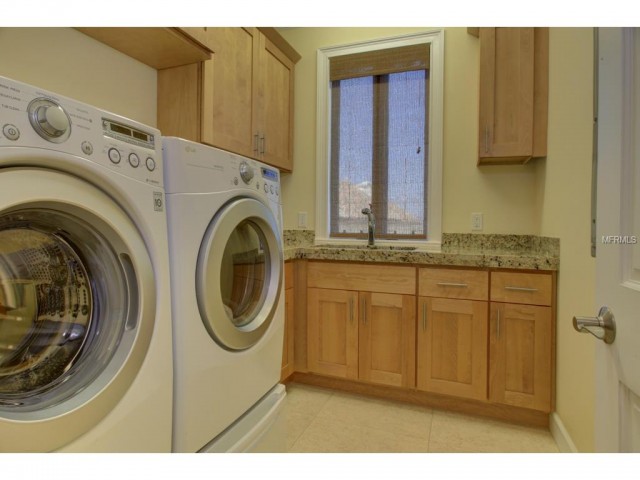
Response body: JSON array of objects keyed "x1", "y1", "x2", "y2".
[{"x1": 0, "y1": 209, "x2": 130, "y2": 411}]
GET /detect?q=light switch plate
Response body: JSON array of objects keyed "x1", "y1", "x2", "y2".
[
  {"x1": 297, "y1": 211, "x2": 308, "y2": 229},
  {"x1": 471, "y1": 212, "x2": 483, "y2": 231}
]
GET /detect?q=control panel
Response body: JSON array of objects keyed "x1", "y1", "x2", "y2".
[
  {"x1": 233, "y1": 159, "x2": 280, "y2": 203},
  {"x1": 0, "y1": 75, "x2": 163, "y2": 187}
]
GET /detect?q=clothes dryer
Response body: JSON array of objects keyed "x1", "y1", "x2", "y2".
[
  {"x1": 162, "y1": 137, "x2": 286, "y2": 453},
  {"x1": 0, "y1": 76, "x2": 173, "y2": 452}
]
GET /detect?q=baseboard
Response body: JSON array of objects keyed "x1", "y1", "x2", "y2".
[{"x1": 550, "y1": 412, "x2": 579, "y2": 453}]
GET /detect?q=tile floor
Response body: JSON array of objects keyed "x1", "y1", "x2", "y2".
[{"x1": 282, "y1": 382, "x2": 559, "y2": 453}]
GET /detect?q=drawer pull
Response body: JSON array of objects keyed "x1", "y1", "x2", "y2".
[
  {"x1": 504, "y1": 286, "x2": 539, "y2": 293},
  {"x1": 436, "y1": 282, "x2": 469, "y2": 288},
  {"x1": 422, "y1": 301, "x2": 427, "y2": 331}
]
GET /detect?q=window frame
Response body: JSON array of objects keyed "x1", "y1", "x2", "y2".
[{"x1": 315, "y1": 30, "x2": 444, "y2": 250}]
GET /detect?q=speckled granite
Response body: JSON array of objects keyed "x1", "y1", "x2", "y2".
[
  {"x1": 282, "y1": 230, "x2": 559, "y2": 271},
  {"x1": 283, "y1": 229, "x2": 315, "y2": 248}
]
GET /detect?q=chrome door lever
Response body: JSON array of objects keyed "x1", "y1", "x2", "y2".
[{"x1": 573, "y1": 306, "x2": 616, "y2": 344}]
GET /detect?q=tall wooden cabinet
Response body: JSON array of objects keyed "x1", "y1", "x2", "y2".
[
  {"x1": 477, "y1": 27, "x2": 549, "y2": 165},
  {"x1": 281, "y1": 262, "x2": 295, "y2": 381},
  {"x1": 158, "y1": 27, "x2": 299, "y2": 172},
  {"x1": 306, "y1": 262, "x2": 416, "y2": 388}
]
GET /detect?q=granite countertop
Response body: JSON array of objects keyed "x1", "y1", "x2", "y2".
[{"x1": 283, "y1": 231, "x2": 559, "y2": 271}]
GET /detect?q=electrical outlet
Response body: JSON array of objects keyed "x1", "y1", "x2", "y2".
[
  {"x1": 471, "y1": 212, "x2": 483, "y2": 231},
  {"x1": 297, "y1": 211, "x2": 308, "y2": 229}
]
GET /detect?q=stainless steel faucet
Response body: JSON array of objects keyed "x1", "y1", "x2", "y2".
[{"x1": 361, "y1": 204, "x2": 376, "y2": 247}]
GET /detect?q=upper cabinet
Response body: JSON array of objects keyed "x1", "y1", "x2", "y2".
[
  {"x1": 159, "y1": 27, "x2": 299, "y2": 172},
  {"x1": 477, "y1": 27, "x2": 549, "y2": 165},
  {"x1": 75, "y1": 28, "x2": 214, "y2": 69}
]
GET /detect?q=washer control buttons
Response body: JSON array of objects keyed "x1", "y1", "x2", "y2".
[
  {"x1": 27, "y1": 98, "x2": 72, "y2": 143},
  {"x1": 145, "y1": 157, "x2": 156, "y2": 172},
  {"x1": 3, "y1": 124, "x2": 20, "y2": 141},
  {"x1": 270, "y1": 185, "x2": 274, "y2": 194},
  {"x1": 81, "y1": 141, "x2": 93, "y2": 155},
  {"x1": 239, "y1": 161, "x2": 254, "y2": 184},
  {"x1": 108, "y1": 147, "x2": 121, "y2": 164},
  {"x1": 128, "y1": 153, "x2": 140, "y2": 168},
  {"x1": 264, "y1": 184, "x2": 269, "y2": 193}
]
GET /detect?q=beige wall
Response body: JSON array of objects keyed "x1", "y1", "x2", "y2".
[
  {"x1": 536, "y1": 28, "x2": 596, "y2": 452},
  {"x1": 0, "y1": 28, "x2": 157, "y2": 126},
  {"x1": 279, "y1": 27, "x2": 540, "y2": 233},
  {"x1": 281, "y1": 26, "x2": 597, "y2": 451}
]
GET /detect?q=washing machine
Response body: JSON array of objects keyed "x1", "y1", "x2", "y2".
[
  {"x1": 0, "y1": 76, "x2": 173, "y2": 452},
  {"x1": 162, "y1": 137, "x2": 286, "y2": 453}
]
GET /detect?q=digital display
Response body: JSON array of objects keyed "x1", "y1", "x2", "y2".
[
  {"x1": 103, "y1": 118, "x2": 154, "y2": 149},
  {"x1": 110, "y1": 124, "x2": 132, "y2": 136},
  {"x1": 261, "y1": 167, "x2": 278, "y2": 181}
]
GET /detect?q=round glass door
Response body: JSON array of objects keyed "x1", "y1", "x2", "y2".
[
  {"x1": 197, "y1": 197, "x2": 283, "y2": 351},
  {"x1": 0, "y1": 208, "x2": 140, "y2": 412}
]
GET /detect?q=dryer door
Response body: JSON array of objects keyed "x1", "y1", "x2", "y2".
[
  {"x1": 0, "y1": 168, "x2": 155, "y2": 452},
  {"x1": 196, "y1": 197, "x2": 283, "y2": 351}
]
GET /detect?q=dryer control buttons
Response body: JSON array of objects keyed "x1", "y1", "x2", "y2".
[
  {"x1": 264, "y1": 184, "x2": 269, "y2": 193},
  {"x1": 27, "y1": 98, "x2": 72, "y2": 143},
  {"x1": 81, "y1": 141, "x2": 93, "y2": 155},
  {"x1": 128, "y1": 153, "x2": 140, "y2": 168},
  {"x1": 239, "y1": 161, "x2": 254, "y2": 184},
  {"x1": 145, "y1": 157, "x2": 156, "y2": 172},
  {"x1": 108, "y1": 147, "x2": 121, "y2": 164},
  {"x1": 2, "y1": 124, "x2": 20, "y2": 141}
]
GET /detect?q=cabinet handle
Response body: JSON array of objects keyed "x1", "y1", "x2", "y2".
[
  {"x1": 422, "y1": 301, "x2": 427, "y2": 331},
  {"x1": 362, "y1": 297, "x2": 366, "y2": 325},
  {"x1": 349, "y1": 297, "x2": 354, "y2": 325},
  {"x1": 260, "y1": 134, "x2": 265, "y2": 155},
  {"x1": 253, "y1": 133, "x2": 259, "y2": 153},
  {"x1": 496, "y1": 307, "x2": 501, "y2": 339},
  {"x1": 436, "y1": 282, "x2": 468, "y2": 288},
  {"x1": 504, "y1": 286, "x2": 538, "y2": 293},
  {"x1": 484, "y1": 126, "x2": 489, "y2": 154}
]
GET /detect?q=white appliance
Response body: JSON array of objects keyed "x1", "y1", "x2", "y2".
[
  {"x1": 162, "y1": 137, "x2": 286, "y2": 453},
  {"x1": 0, "y1": 76, "x2": 173, "y2": 452}
]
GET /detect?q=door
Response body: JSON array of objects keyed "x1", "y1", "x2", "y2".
[
  {"x1": 594, "y1": 28, "x2": 640, "y2": 452},
  {"x1": 307, "y1": 288, "x2": 358, "y2": 379},
  {"x1": 359, "y1": 292, "x2": 415, "y2": 388},
  {"x1": 0, "y1": 169, "x2": 156, "y2": 452},
  {"x1": 196, "y1": 196, "x2": 283, "y2": 351},
  {"x1": 417, "y1": 297, "x2": 488, "y2": 401}
]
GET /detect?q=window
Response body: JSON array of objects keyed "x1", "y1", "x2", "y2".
[{"x1": 316, "y1": 31, "x2": 443, "y2": 248}]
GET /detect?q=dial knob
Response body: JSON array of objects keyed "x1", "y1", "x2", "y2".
[
  {"x1": 239, "y1": 161, "x2": 254, "y2": 184},
  {"x1": 28, "y1": 98, "x2": 72, "y2": 143}
]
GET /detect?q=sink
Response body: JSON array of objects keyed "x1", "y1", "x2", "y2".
[{"x1": 317, "y1": 244, "x2": 417, "y2": 251}]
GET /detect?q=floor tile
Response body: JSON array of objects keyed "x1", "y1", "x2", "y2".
[
  {"x1": 289, "y1": 416, "x2": 430, "y2": 453},
  {"x1": 428, "y1": 410, "x2": 559, "y2": 453},
  {"x1": 283, "y1": 383, "x2": 334, "y2": 417},
  {"x1": 316, "y1": 391, "x2": 433, "y2": 441}
]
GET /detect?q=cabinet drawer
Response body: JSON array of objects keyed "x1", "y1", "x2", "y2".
[
  {"x1": 418, "y1": 268, "x2": 488, "y2": 301},
  {"x1": 284, "y1": 261, "x2": 294, "y2": 290},
  {"x1": 307, "y1": 262, "x2": 415, "y2": 295},
  {"x1": 490, "y1": 272, "x2": 552, "y2": 306}
]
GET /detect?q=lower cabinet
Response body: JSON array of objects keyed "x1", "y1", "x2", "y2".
[
  {"x1": 489, "y1": 300, "x2": 552, "y2": 412},
  {"x1": 306, "y1": 262, "x2": 417, "y2": 388},
  {"x1": 417, "y1": 297, "x2": 488, "y2": 401},
  {"x1": 416, "y1": 268, "x2": 489, "y2": 401},
  {"x1": 301, "y1": 261, "x2": 555, "y2": 417},
  {"x1": 281, "y1": 262, "x2": 295, "y2": 381},
  {"x1": 307, "y1": 288, "x2": 416, "y2": 388}
]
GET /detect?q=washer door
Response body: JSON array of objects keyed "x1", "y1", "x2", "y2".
[
  {"x1": 0, "y1": 168, "x2": 155, "y2": 452},
  {"x1": 196, "y1": 197, "x2": 282, "y2": 351}
]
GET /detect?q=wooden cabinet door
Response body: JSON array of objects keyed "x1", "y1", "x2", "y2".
[
  {"x1": 257, "y1": 33, "x2": 295, "y2": 172},
  {"x1": 202, "y1": 27, "x2": 259, "y2": 159},
  {"x1": 417, "y1": 297, "x2": 488, "y2": 400},
  {"x1": 281, "y1": 286, "x2": 295, "y2": 381},
  {"x1": 489, "y1": 302, "x2": 552, "y2": 412},
  {"x1": 358, "y1": 292, "x2": 416, "y2": 388},
  {"x1": 307, "y1": 288, "x2": 358, "y2": 379},
  {"x1": 479, "y1": 27, "x2": 535, "y2": 163}
]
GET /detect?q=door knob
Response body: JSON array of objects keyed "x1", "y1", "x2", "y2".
[{"x1": 573, "y1": 306, "x2": 616, "y2": 344}]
